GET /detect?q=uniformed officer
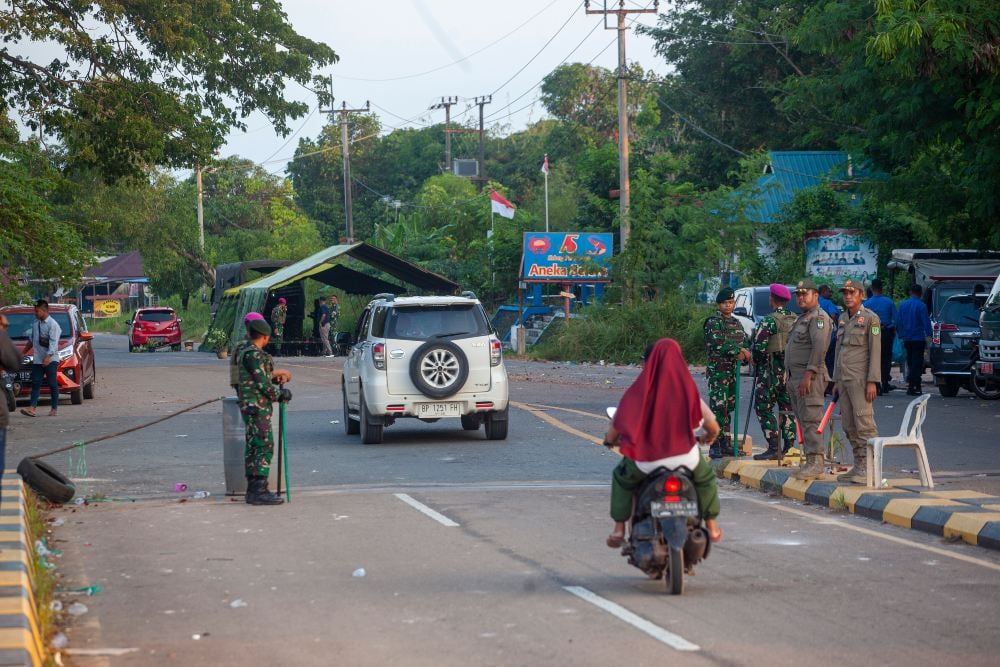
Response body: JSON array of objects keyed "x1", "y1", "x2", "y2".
[
  {"x1": 238, "y1": 319, "x2": 293, "y2": 506},
  {"x1": 833, "y1": 279, "x2": 881, "y2": 483},
  {"x1": 704, "y1": 287, "x2": 750, "y2": 458},
  {"x1": 270, "y1": 297, "x2": 287, "y2": 355},
  {"x1": 230, "y1": 312, "x2": 266, "y2": 392},
  {"x1": 751, "y1": 284, "x2": 797, "y2": 461},
  {"x1": 785, "y1": 279, "x2": 833, "y2": 480}
]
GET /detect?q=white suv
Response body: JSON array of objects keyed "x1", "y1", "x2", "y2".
[{"x1": 341, "y1": 292, "x2": 509, "y2": 444}]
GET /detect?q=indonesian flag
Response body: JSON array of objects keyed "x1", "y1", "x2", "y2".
[
  {"x1": 541, "y1": 153, "x2": 549, "y2": 175},
  {"x1": 490, "y1": 190, "x2": 516, "y2": 219}
]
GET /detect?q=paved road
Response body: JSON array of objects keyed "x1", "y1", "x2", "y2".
[{"x1": 10, "y1": 334, "x2": 1000, "y2": 665}]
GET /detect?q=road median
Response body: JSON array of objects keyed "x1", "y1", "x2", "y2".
[{"x1": 0, "y1": 473, "x2": 46, "y2": 667}]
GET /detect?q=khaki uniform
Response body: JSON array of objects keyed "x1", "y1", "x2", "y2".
[
  {"x1": 833, "y1": 307, "x2": 881, "y2": 457},
  {"x1": 784, "y1": 306, "x2": 832, "y2": 456}
]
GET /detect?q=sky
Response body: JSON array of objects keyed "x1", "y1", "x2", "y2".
[{"x1": 232, "y1": 0, "x2": 667, "y2": 176}]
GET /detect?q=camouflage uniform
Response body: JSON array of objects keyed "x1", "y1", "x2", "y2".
[
  {"x1": 237, "y1": 345, "x2": 281, "y2": 478},
  {"x1": 752, "y1": 308, "x2": 796, "y2": 450},
  {"x1": 270, "y1": 304, "x2": 287, "y2": 345},
  {"x1": 229, "y1": 338, "x2": 253, "y2": 391},
  {"x1": 704, "y1": 312, "x2": 747, "y2": 451}
]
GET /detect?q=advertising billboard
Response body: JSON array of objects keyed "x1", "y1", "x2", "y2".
[
  {"x1": 522, "y1": 232, "x2": 613, "y2": 283},
  {"x1": 805, "y1": 229, "x2": 877, "y2": 284}
]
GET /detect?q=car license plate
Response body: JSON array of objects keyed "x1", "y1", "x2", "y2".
[
  {"x1": 982, "y1": 362, "x2": 994, "y2": 376},
  {"x1": 417, "y1": 402, "x2": 461, "y2": 417},
  {"x1": 18, "y1": 371, "x2": 31, "y2": 382},
  {"x1": 650, "y1": 500, "x2": 699, "y2": 518}
]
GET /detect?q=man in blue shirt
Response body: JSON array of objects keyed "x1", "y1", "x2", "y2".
[
  {"x1": 897, "y1": 284, "x2": 933, "y2": 395},
  {"x1": 864, "y1": 278, "x2": 898, "y2": 394}
]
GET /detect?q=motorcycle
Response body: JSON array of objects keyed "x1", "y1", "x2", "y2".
[
  {"x1": 2, "y1": 371, "x2": 17, "y2": 413},
  {"x1": 606, "y1": 407, "x2": 711, "y2": 595}
]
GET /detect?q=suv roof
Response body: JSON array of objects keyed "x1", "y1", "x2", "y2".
[
  {"x1": 369, "y1": 295, "x2": 478, "y2": 307},
  {"x1": 0, "y1": 303, "x2": 76, "y2": 312}
]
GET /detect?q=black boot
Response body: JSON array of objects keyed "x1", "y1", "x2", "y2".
[
  {"x1": 754, "y1": 435, "x2": 782, "y2": 461},
  {"x1": 709, "y1": 434, "x2": 728, "y2": 460},
  {"x1": 246, "y1": 476, "x2": 284, "y2": 505}
]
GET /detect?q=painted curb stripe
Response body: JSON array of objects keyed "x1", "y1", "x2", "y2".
[
  {"x1": 803, "y1": 481, "x2": 839, "y2": 506},
  {"x1": 854, "y1": 492, "x2": 915, "y2": 522},
  {"x1": 0, "y1": 478, "x2": 45, "y2": 666},
  {"x1": 977, "y1": 521, "x2": 1000, "y2": 550},
  {"x1": 760, "y1": 469, "x2": 791, "y2": 494}
]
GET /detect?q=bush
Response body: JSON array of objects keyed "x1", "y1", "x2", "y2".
[{"x1": 530, "y1": 298, "x2": 713, "y2": 364}]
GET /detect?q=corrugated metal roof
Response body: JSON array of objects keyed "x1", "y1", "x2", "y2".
[{"x1": 747, "y1": 151, "x2": 873, "y2": 224}]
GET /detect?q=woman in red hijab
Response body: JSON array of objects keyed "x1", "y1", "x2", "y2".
[{"x1": 604, "y1": 338, "x2": 724, "y2": 547}]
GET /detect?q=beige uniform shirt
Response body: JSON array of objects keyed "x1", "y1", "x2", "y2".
[
  {"x1": 833, "y1": 306, "x2": 882, "y2": 384},
  {"x1": 784, "y1": 306, "x2": 832, "y2": 379}
]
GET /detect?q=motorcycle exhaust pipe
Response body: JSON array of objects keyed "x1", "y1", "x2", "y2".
[{"x1": 684, "y1": 527, "x2": 707, "y2": 564}]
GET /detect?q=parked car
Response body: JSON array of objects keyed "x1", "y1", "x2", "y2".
[
  {"x1": 929, "y1": 293, "x2": 988, "y2": 397},
  {"x1": 732, "y1": 285, "x2": 803, "y2": 338},
  {"x1": 341, "y1": 292, "x2": 509, "y2": 444},
  {"x1": 976, "y1": 276, "x2": 1000, "y2": 398},
  {"x1": 128, "y1": 308, "x2": 182, "y2": 351},
  {"x1": 0, "y1": 304, "x2": 97, "y2": 405}
]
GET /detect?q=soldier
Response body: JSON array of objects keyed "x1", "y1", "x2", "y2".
[
  {"x1": 833, "y1": 279, "x2": 881, "y2": 483},
  {"x1": 269, "y1": 297, "x2": 287, "y2": 354},
  {"x1": 238, "y1": 319, "x2": 293, "y2": 506},
  {"x1": 230, "y1": 312, "x2": 266, "y2": 393},
  {"x1": 751, "y1": 284, "x2": 797, "y2": 461},
  {"x1": 704, "y1": 287, "x2": 750, "y2": 458},
  {"x1": 785, "y1": 279, "x2": 833, "y2": 480}
]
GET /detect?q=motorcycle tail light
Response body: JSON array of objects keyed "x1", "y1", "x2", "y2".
[
  {"x1": 372, "y1": 342, "x2": 386, "y2": 370},
  {"x1": 664, "y1": 476, "x2": 682, "y2": 494},
  {"x1": 490, "y1": 337, "x2": 502, "y2": 366}
]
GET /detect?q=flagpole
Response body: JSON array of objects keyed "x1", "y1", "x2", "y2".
[{"x1": 544, "y1": 169, "x2": 549, "y2": 232}]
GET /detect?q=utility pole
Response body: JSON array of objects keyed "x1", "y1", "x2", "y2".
[
  {"x1": 474, "y1": 95, "x2": 492, "y2": 192},
  {"x1": 196, "y1": 166, "x2": 205, "y2": 250},
  {"x1": 320, "y1": 81, "x2": 369, "y2": 243},
  {"x1": 429, "y1": 96, "x2": 459, "y2": 173},
  {"x1": 585, "y1": 0, "x2": 658, "y2": 251}
]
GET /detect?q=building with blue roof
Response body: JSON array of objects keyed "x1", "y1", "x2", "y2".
[{"x1": 748, "y1": 151, "x2": 874, "y2": 224}]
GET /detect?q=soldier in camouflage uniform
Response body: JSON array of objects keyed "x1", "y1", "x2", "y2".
[
  {"x1": 752, "y1": 284, "x2": 797, "y2": 460},
  {"x1": 230, "y1": 312, "x2": 266, "y2": 392},
  {"x1": 238, "y1": 319, "x2": 293, "y2": 505},
  {"x1": 704, "y1": 287, "x2": 750, "y2": 459},
  {"x1": 269, "y1": 297, "x2": 287, "y2": 355}
]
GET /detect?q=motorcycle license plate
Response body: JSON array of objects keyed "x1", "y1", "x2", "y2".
[
  {"x1": 982, "y1": 362, "x2": 995, "y2": 376},
  {"x1": 18, "y1": 371, "x2": 31, "y2": 382},
  {"x1": 650, "y1": 500, "x2": 699, "y2": 518},
  {"x1": 417, "y1": 402, "x2": 461, "y2": 417}
]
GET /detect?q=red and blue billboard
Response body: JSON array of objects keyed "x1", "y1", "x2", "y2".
[{"x1": 522, "y1": 232, "x2": 613, "y2": 282}]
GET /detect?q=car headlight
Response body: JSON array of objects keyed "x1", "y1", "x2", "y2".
[{"x1": 57, "y1": 347, "x2": 74, "y2": 362}]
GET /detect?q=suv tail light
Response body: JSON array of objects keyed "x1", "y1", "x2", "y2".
[
  {"x1": 490, "y1": 336, "x2": 502, "y2": 366},
  {"x1": 932, "y1": 322, "x2": 941, "y2": 346},
  {"x1": 372, "y1": 342, "x2": 386, "y2": 370}
]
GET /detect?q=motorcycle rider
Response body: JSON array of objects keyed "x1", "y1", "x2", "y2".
[{"x1": 604, "y1": 339, "x2": 724, "y2": 548}]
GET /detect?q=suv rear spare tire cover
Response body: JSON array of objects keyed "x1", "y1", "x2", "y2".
[
  {"x1": 409, "y1": 340, "x2": 470, "y2": 399},
  {"x1": 17, "y1": 457, "x2": 76, "y2": 504}
]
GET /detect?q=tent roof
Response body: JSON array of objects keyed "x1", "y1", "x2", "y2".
[{"x1": 82, "y1": 251, "x2": 146, "y2": 281}]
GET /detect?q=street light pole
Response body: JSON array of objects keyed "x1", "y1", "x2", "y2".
[{"x1": 196, "y1": 165, "x2": 205, "y2": 250}]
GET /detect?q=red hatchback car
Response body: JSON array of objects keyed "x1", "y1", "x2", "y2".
[
  {"x1": 128, "y1": 307, "x2": 183, "y2": 351},
  {"x1": 0, "y1": 304, "x2": 97, "y2": 405}
]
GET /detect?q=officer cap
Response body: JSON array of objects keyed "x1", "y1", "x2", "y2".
[
  {"x1": 247, "y1": 319, "x2": 272, "y2": 337},
  {"x1": 769, "y1": 283, "x2": 791, "y2": 301},
  {"x1": 839, "y1": 279, "x2": 862, "y2": 293},
  {"x1": 794, "y1": 278, "x2": 818, "y2": 293},
  {"x1": 715, "y1": 287, "x2": 735, "y2": 303},
  {"x1": 278, "y1": 297, "x2": 287, "y2": 305},
  {"x1": 244, "y1": 312, "x2": 265, "y2": 324}
]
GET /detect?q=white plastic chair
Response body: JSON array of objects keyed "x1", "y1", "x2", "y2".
[{"x1": 866, "y1": 393, "x2": 933, "y2": 489}]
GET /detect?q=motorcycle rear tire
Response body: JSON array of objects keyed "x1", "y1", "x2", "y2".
[
  {"x1": 4, "y1": 390, "x2": 14, "y2": 413},
  {"x1": 666, "y1": 547, "x2": 685, "y2": 595}
]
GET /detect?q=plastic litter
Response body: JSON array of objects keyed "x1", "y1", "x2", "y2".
[
  {"x1": 67, "y1": 602, "x2": 89, "y2": 616},
  {"x1": 50, "y1": 632, "x2": 68, "y2": 650},
  {"x1": 35, "y1": 539, "x2": 63, "y2": 557},
  {"x1": 62, "y1": 585, "x2": 102, "y2": 596},
  {"x1": 50, "y1": 600, "x2": 63, "y2": 612},
  {"x1": 229, "y1": 599, "x2": 248, "y2": 608},
  {"x1": 880, "y1": 479, "x2": 889, "y2": 488},
  {"x1": 174, "y1": 483, "x2": 188, "y2": 492},
  {"x1": 73, "y1": 498, "x2": 85, "y2": 505},
  {"x1": 50, "y1": 517, "x2": 66, "y2": 527},
  {"x1": 193, "y1": 491, "x2": 210, "y2": 499},
  {"x1": 352, "y1": 568, "x2": 366, "y2": 578}
]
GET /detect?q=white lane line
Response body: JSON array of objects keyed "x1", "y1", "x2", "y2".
[
  {"x1": 394, "y1": 493, "x2": 459, "y2": 527},
  {"x1": 563, "y1": 586, "x2": 700, "y2": 652}
]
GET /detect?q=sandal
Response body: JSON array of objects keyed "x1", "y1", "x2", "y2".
[
  {"x1": 606, "y1": 534, "x2": 625, "y2": 549},
  {"x1": 20, "y1": 408, "x2": 36, "y2": 418}
]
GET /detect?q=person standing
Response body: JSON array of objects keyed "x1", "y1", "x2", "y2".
[
  {"x1": 329, "y1": 295, "x2": 340, "y2": 331},
  {"x1": 833, "y1": 279, "x2": 881, "y2": 483},
  {"x1": 703, "y1": 287, "x2": 750, "y2": 459},
  {"x1": 864, "y1": 278, "x2": 898, "y2": 394},
  {"x1": 0, "y1": 315, "x2": 22, "y2": 484},
  {"x1": 818, "y1": 284, "x2": 842, "y2": 384},
  {"x1": 897, "y1": 284, "x2": 932, "y2": 395},
  {"x1": 230, "y1": 312, "x2": 266, "y2": 393},
  {"x1": 19, "y1": 300, "x2": 61, "y2": 418},
  {"x1": 318, "y1": 296, "x2": 334, "y2": 357},
  {"x1": 751, "y1": 284, "x2": 797, "y2": 461},
  {"x1": 785, "y1": 279, "x2": 833, "y2": 480},
  {"x1": 269, "y1": 297, "x2": 287, "y2": 355},
  {"x1": 237, "y1": 319, "x2": 292, "y2": 505}
]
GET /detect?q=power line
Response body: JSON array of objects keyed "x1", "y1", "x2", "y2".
[{"x1": 258, "y1": 107, "x2": 317, "y2": 165}]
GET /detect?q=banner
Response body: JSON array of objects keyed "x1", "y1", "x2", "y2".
[
  {"x1": 522, "y1": 232, "x2": 613, "y2": 282},
  {"x1": 93, "y1": 299, "x2": 122, "y2": 318},
  {"x1": 804, "y1": 229, "x2": 877, "y2": 284}
]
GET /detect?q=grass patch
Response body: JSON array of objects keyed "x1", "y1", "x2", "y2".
[
  {"x1": 24, "y1": 489, "x2": 58, "y2": 655},
  {"x1": 829, "y1": 489, "x2": 847, "y2": 511}
]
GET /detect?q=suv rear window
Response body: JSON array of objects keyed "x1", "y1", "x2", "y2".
[
  {"x1": 753, "y1": 288, "x2": 802, "y2": 317},
  {"x1": 385, "y1": 305, "x2": 489, "y2": 341},
  {"x1": 137, "y1": 310, "x2": 176, "y2": 322},
  {"x1": 4, "y1": 313, "x2": 73, "y2": 340},
  {"x1": 939, "y1": 297, "x2": 984, "y2": 327}
]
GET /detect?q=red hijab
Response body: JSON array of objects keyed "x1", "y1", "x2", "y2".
[{"x1": 613, "y1": 338, "x2": 703, "y2": 462}]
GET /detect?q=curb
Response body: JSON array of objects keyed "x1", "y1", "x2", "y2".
[
  {"x1": 0, "y1": 475, "x2": 45, "y2": 667},
  {"x1": 714, "y1": 459, "x2": 1000, "y2": 551}
]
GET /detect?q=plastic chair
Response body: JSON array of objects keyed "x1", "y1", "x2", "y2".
[{"x1": 865, "y1": 393, "x2": 933, "y2": 489}]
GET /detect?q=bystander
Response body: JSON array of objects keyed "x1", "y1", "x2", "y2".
[
  {"x1": 863, "y1": 279, "x2": 898, "y2": 393},
  {"x1": 19, "y1": 300, "x2": 61, "y2": 418},
  {"x1": 897, "y1": 284, "x2": 933, "y2": 395}
]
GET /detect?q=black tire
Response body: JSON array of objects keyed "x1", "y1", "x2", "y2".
[
  {"x1": 938, "y1": 381, "x2": 960, "y2": 398},
  {"x1": 70, "y1": 386, "x2": 82, "y2": 405},
  {"x1": 666, "y1": 547, "x2": 685, "y2": 595},
  {"x1": 5, "y1": 391, "x2": 15, "y2": 413},
  {"x1": 343, "y1": 382, "x2": 360, "y2": 435},
  {"x1": 409, "y1": 340, "x2": 469, "y2": 400},
  {"x1": 971, "y1": 370, "x2": 1000, "y2": 400},
  {"x1": 17, "y1": 458, "x2": 76, "y2": 504},
  {"x1": 484, "y1": 406, "x2": 509, "y2": 440},
  {"x1": 460, "y1": 414, "x2": 480, "y2": 431},
  {"x1": 360, "y1": 392, "x2": 384, "y2": 444}
]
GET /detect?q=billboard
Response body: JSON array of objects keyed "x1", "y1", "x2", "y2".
[
  {"x1": 522, "y1": 232, "x2": 613, "y2": 282},
  {"x1": 805, "y1": 229, "x2": 877, "y2": 284}
]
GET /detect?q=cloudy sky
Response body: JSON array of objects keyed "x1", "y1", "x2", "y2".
[{"x1": 234, "y1": 0, "x2": 666, "y2": 175}]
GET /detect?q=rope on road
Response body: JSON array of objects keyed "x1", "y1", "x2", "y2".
[{"x1": 31, "y1": 396, "x2": 225, "y2": 460}]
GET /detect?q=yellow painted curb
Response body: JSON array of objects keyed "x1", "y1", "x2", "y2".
[
  {"x1": 943, "y1": 512, "x2": 1000, "y2": 546},
  {"x1": 838, "y1": 486, "x2": 906, "y2": 513},
  {"x1": 782, "y1": 478, "x2": 813, "y2": 501},
  {"x1": 883, "y1": 498, "x2": 963, "y2": 529},
  {"x1": 925, "y1": 490, "x2": 998, "y2": 501},
  {"x1": 738, "y1": 465, "x2": 771, "y2": 489},
  {"x1": 983, "y1": 504, "x2": 1000, "y2": 512},
  {"x1": 0, "y1": 477, "x2": 46, "y2": 666}
]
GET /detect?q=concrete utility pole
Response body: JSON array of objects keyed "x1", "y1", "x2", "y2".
[
  {"x1": 474, "y1": 95, "x2": 492, "y2": 191},
  {"x1": 584, "y1": 0, "x2": 658, "y2": 251},
  {"x1": 196, "y1": 166, "x2": 205, "y2": 250},
  {"x1": 429, "y1": 96, "x2": 459, "y2": 173},
  {"x1": 320, "y1": 83, "x2": 370, "y2": 243}
]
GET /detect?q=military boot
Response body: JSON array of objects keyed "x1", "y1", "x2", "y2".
[
  {"x1": 753, "y1": 435, "x2": 782, "y2": 461},
  {"x1": 245, "y1": 477, "x2": 284, "y2": 506},
  {"x1": 709, "y1": 434, "x2": 729, "y2": 460},
  {"x1": 792, "y1": 454, "x2": 826, "y2": 480},
  {"x1": 837, "y1": 451, "x2": 868, "y2": 484}
]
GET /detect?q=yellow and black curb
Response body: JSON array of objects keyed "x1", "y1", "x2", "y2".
[
  {"x1": 714, "y1": 459, "x2": 1000, "y2": 551},
  {"x1": 0, "y1": 474, "x2": 45, "y2": 667}
]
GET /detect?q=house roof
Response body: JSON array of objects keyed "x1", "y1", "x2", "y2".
[
  {"x1": 748, "y1": 151, "x2": 874, "y2": 224},
  {"x1": 82, "y1": 251, "x2": 146, "y2": 281}
]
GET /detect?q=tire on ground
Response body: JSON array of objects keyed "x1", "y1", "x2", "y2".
[
  {"x1": 409, "y1": 340, "x2": 469, "y2": 400},
  {"x1": 17, "y1": 457, "x2": 76, "y2": 504}
]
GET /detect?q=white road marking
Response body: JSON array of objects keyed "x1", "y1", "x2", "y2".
[
  {"x1": 563, "y1": 586, "x2": 700, "y2": 652},
  {"x1": 394, "y1": 493, "x2": 459, "y2": 527}
]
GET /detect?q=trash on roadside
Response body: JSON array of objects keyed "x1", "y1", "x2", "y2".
[
  {"x1": 50, "y1": 600, "x2": 63, "y2": 612},
  {"x1": 50, "y1": 632, "x2": 69, "y2": 650},
  {"x1": 229, "y1": 599, "x2": 248, "y2": 608},
  {"x1": 880, "y1": 479, "x2": 889, "y2": 488},
  {"x1": 35, "y1": 538, "x2": 63, "y2": 557},
  {"x1": 352, "y1": 568, "x2": 366, "y2": 578},
  {"x1": 67, "y1": 602, "x2": 89, "y2": 616},
  {"x1": 174, "y1": 483, "x2": 188, "y2": 492},
  {"x1": 193, "y1": 491, "x2": 210, "y2": 499},
  {"x1": 50, "y1": 517, "x2": 66, "y2": 527},
  {"x1": 61, "y1": 585, "x2": 102, "y2": 596},
  {"x1": 73, "y1": 498, "x2": 85, "y2": 506}
]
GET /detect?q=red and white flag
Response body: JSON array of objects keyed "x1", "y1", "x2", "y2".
[
  {"x1": 541, "y1": 153, "x2": 549, "y2": 175},
  {"x1": 490, "y1": 190, "x2": 516, "y2": 219}
]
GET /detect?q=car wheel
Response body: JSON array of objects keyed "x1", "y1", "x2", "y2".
[
  {"x1": 971, "y1": 370, "x2": 1000, "y2": 400},
  {"x1": 409, "y1": 340, "x2": 469, "y2": 400},
  {"x1": 343, "y1": 382, "x2": 360, "y2": 435},
  {"x1": 359, "y1": 391, "x2": 384, "y2": 444},
  {"x1": 17, "y1": 457, "x2": 75, "y2": 504},
  {"x1": 484, "y1": 406, "x2": 509, "y2": 440},
  {"x1": 70, "y1": 386, "x2": 82, "y2": 405},
  {"x1": 83, "y1": 378, "x2": 96, "y2": 400},
  {"x1": 460, "y1": 414, "x2": 480, "y2": 431},
  {"x1": 938, "y1": 381, "x2": 960, "y2": 398}
]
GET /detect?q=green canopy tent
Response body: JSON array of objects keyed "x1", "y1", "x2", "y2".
[{"x1": 204, "y1": 242, "x2": 458, "y2": 352}]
